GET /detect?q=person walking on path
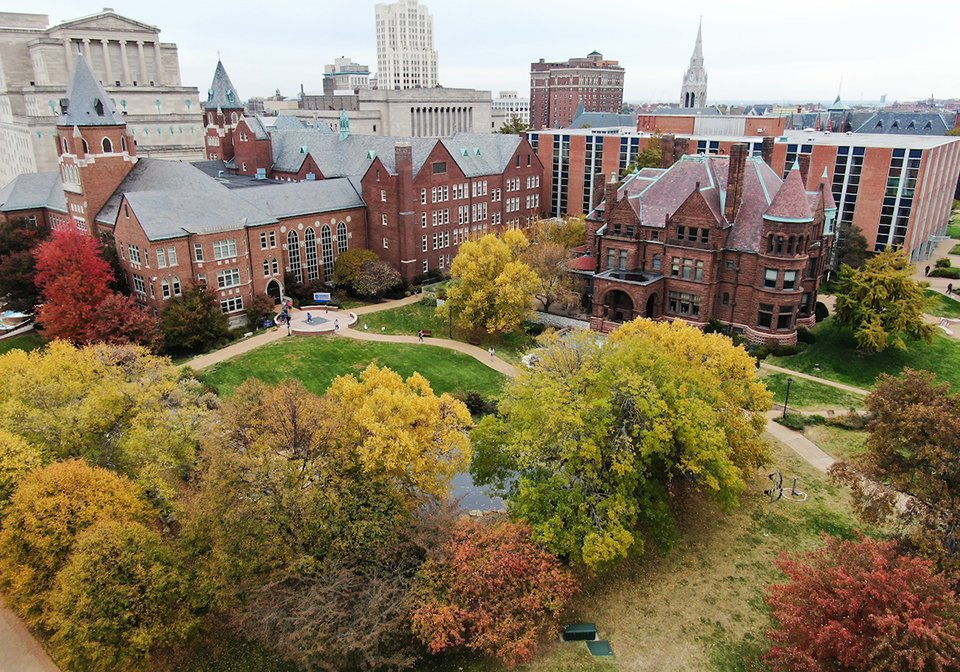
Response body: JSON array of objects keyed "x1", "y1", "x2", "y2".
[
  {"x1": 925, "y1": 265, "x2": 931, "y2": 276},
  {"x1": 334, "y1": 318, "x2": 340, "y2": 331},
  {"x1": 948, "y1": 283, "x2": 954, "y2": 296},
  {"x1": 418, "y1": 330, "x2": 424, "y2": 343},
  {"x1": 489, "y1": 346, "x2": 495, "y2": 362}
]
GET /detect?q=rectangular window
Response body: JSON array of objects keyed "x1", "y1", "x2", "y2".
[
  {"x1": 157, "y1": 248, "x2": 167, "y2": 268},
  {"x1": 432, "y1": 233, "x2": 438, "y2": 250},
  {"x1": 764, "y1": 268, "x2": 778, "y2": 289},
  {"x1": 694, "y1": 260, "x2": 704, "y2": 282},
  {"x1": 758, "y1": 303, "x2": 774, "y2": 328},
  {"x1": 726, "y1": 259, "x2": 735, "y2": 270},
  {"x1": 421, "y1": 212, "x2": 427, "y2": 228},
  {"x1": 194, "y1": 243, "x2": 204, "y2": 262},
  {"x1": 721, "y1": 292, "x2": 730, "y2": 306},
  {"x1": 421, "y1": 189, "x2": 427, "y2": 204},
  {"x1": 422, "y1": 235, "x2": 428, "y2": 252},
  {"x1": 260, "y1": 232, "x2": 270, "y2": 249},
  {"x1": 381, "y1": 189, "x2": 387, "y2": 202},
  {"x1": 700, "y1": 229, "x2": 710, "y2": 244},
  {"x1": 677, "y1": 226, "x2": 686, "y2": 240},
  {"x1": 782, "y1": 270, "x2": 798, "y2": 290},
  {"x1": 132, "y1": 273, "x2": 146, "y2": 295},
  {"x1": 432, "y1": 187, "x2": 437, "y2": 203},
  {"x1": 167, "y1": 247, "x2": 178, "y2": 265},
  {"x1": 220, "y1": 297, "x2": 244, "y2": 313},
  {"x1": 443, "y1": 185, "x2": 449, "y2": 201},
  {"x1": 197, "y1": 273, "x2": 206, "y2": 287},
  {"x1": 423, "y1": 259, "x2": 429, "y2": 273},
  {"x1": 128, "y1": 244, "x2": 141, "y2": 265},
  {"x1": 383, "y1": 237, "x2": 388, "y2": 249},
  {"x1": 213, "y1": 239, "x2": 237, "y2": 260},
  {"x1": 217, "y1": 268, "x2": 241, "y2": 289},
  {"x1": 433, "y1": 161, "x2": 446, "y2": 174},
  {"x1": 607, "y1": 248, "x2": 616, "y2": 269},
  {"x1": 777, "y1": 306, "x2": 794, "y2": 330},
  {"x1": 682, "y1": 258, "x2": 693, "y2": 280},
  {"x1": 800, "y1": 293, "x2": 812, "y2": 315},
  {"x1": 687, "y1": 227, "x2": 698, "y2": 242},
  {"x1": 382, "y1": 214, "x2": 388, "y2": 226},
  {"x1": 671, "y1": 257, "x2": 680, "y2": 277},
  {"x1": 439, "y1": 255, "x2": 445, "y2": 269}
]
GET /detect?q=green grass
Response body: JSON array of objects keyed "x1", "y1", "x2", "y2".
[
  {"x1": 758, "y1": 370, "x2": 865, "y2": 411},
  {"x1": 355, "y1": 300, "x2": 539, "y2": 366},
  {"x1": 199, "y1": 335, "x2": 506, "y2": 400},
  {"x1": 765, "y1": 317, "x2": 960, "y2": 392},
  {"x1": 925, "y1": 289, "x2": 960, "y2": 319},
  {"x1": 0, "y1": 331, "x2": 45, "y2": 356},
  {"x1": 804, "y1": 425, "x2": 868, "y2": 463},
  {"x1": 949, "y1": 245, "x2": 960, "y2": 256}
]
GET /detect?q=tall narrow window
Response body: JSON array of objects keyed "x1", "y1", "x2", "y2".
[
  {"x1": 320, "y1": 224, "x2": 334, "y2": 276},
  {"x1": 287, "y1": 230, "x2": 302, "y2": 283},
  {"x1": 337, "y1": 222, "x2": 348, "y2": 254},
  {"x1": 303, "y1": 228, "x2": 319, "y2": 281}
]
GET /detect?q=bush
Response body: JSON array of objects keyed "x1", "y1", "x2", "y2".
[
  {"x1": 521, "y1": 321, "x2": 546, "y2": 336},
  {"x1": 815, "y1": 301, "x2": 829, "y2": 323},
  {"x1": 455, "y1": 390, "x2": 498, "y2": 416},
  {"x1": 935, "y1": 257, "x2": 952, "y2": 268},
  {"x1": 703, "y1": 318, "x2": 727, "y2": 334},
  {"x1": 774, "y1": 345, "x2": 800, "y2": 357},
  {"x1": 930, "y1": 267, "x2": 960, "y2": 279},
  {"x1": 796, "y1": 327, "x2": 817, "y2": 344},
  {"x1": 775, "y1": 414, "x2": 806, "y2": 431},
  {"x1": 751, "y1": 345, "x2": 770, "y2": 362},
  {"x1": 418, "y1": 295, "x2": 438, "y2": 308},
  {"x1": 805, "y1": 415, "x2": 827, "y2": 426},
  {"x1": 825, "y1": 411, "x2": 872, "y2": 430}
]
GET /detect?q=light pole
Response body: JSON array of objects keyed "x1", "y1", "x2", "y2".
[{"x1": 782, "y1": 377, "x2": 793, "y2": 418}]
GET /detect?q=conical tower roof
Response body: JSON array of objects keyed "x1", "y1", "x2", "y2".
[
  {"x1": 764, "y1": 163, "x2": 813, "y2": 222},
  {"x1": 204, "y1": 60, "x2": 242, "y2": 110},
  {"x1": 57, "y1": 53, "x2": 125, "y2": 127}
]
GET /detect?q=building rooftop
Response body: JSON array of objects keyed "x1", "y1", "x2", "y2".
[
  {"x1": 0, "y1": 171, "x2": 66, "y2": 212},
  {"x1": 57, "y1": 52, "x2": 125, "y2": 126}
]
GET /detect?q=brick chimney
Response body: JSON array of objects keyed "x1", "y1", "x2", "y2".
[
  {"x1": 725, "y1": 143, "x2": 748, "y2": 223},
  {"x1": 761, "y1": 136, "x2": 775, "y2": 166},
  {"x1": 604, "y1": 180, "x2": 619, "y2": 211},
  {"x1": 798, "y1": 153, "x2": 811, "y2": 188},
  {"x1": 674, "y1": 137, "x2": 690, "y2": 162},
  {"x1": 660, "y1": 134, "x2": 676, "y2": 169}
]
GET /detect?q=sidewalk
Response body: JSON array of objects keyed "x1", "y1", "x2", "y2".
[
  {"x1": 763, "y1": 411, "x2": 836, "y2": 473},
  {"x1": 758, "y1": 362, "x2": 869, "y2": 396},
  {"x1": 0, "y1": 603, "x2": 59, "y2": 672}
]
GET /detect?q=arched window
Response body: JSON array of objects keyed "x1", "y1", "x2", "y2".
[
  {"x1": 121, "y1": 136, "x2": 127, "y2": 152},
  {"x1": 161, "y1": 279, "x2": 170, "y2": 299},
  {"x1": 271, "y1": 257, "x2": 279, "y2": 275},
  {"x1": 776, "y1": 236, "x2": 784, "y2": 254},
  {"x1": 652, "y1": 253, "x2": 661, "y2": 270},
  {"x1": 231, "y1": 112, "x2": 238, "y2": 124},
  {"x1": 263, "y1": 259, "x2": 270, "y2": 277},
  {"x1": 304, "y1": 227, "x2": 319, "y2": 281},
  {"x1": 81, "y1": 138, "x2": 89, "y2": 154},
  {"x1": 287, "y1": 230, "x2": 302, "y2": 283},
  {"x1": 60, "y1": 137, "x2": 68, "y2": 155},
  {"x1": 337, "y1": 222, "x2": 348, "y2": 254},
  {"x1": 101, "y1": 137, "x2": 112, "y2": 153},
  {"x1": 321, "y1": 224, "x2": 334, "y2": 276},
  {"x1": 768, "y1": 235, "x2": 775, "y2": 254},
  {"x1": 787, "y1": 236, "x2": 795, "y2": 255},
  {"x1": 172, "y1": 277, "x2": 181, "y2": 296}
]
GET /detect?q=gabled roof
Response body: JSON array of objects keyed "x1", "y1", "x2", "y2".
[
  {"x1": 0, "y1": 172, "x2": 66, "y2": 213},
  {"x1": 233, "y1": 178, "x2": 364, "y2": 219},
  {"x1": 204, "y1": 60, "x2": 242, "y2": 111},
  {"x1": 57, "y1": 53, "x2": 125, "y2": 126},
  {"x1": 567, "y1": 110, "x2": 636, "y2": 129},
  {"x1": 852, "y1": 112, "x2": 950, "y2": 136},
  {"x1": 764, "y1": 165, "x2": 813, "y2": 222},
  {"x1": 445, "y1": 133, "x2": 527, "y2": 177}
]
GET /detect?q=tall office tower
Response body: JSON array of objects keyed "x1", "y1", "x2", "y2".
[
  {"x1": 374, "y1": 0, "x2": 439, "y2": 90},
  {"x1": 529, "y1": 52, "x2": 625, "y2": 130},
  {"x1": 680, "y1": 21, "x2": 708, "y2": 108}
]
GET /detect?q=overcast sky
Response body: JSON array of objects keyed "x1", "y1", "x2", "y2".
[{"x1": 38, "y1": 0, "x2": 958, "y2": 105}]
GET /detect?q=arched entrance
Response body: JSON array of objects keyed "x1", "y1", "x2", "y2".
[
  {"x1": 266, "y1": 279, "x2": 283, "y2": 304},
  {"x1": 604, "y1": 290, "x2": 634, "y2": 322},
  {"x1": 645, "y1": 293, "x2": 658, "y2": 319}
]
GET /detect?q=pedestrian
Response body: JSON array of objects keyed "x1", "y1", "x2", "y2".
[
  {"x1": 925, "y1": 265, "x2": 931, "y2": 276},
  {"x1": 948, "y1": 283, "x2": 954, "y2": 296},
  {"x1": 306, "y1": 313, "x2": 313, "y2": 324},
  {"x1": 488, "y1": 346, "x2": 495, "y2": 362},
  {"x1": 418, "y1": 329, "x2": 424, "y2": 343},
  {"x1": 334, "y1": 318, "x2": 339, "y2": 331}
]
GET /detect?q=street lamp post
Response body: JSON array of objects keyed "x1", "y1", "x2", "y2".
[{"x1": 783, "y1": 377, "x2": 793, "y2": 418}]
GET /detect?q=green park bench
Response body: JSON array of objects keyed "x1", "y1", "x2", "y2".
[{"x1": 562, "y1": 623, "x2": 597, "y2": 641}]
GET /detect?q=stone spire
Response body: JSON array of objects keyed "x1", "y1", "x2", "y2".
[
  {"x1": 680, "y1": 20, "x2": 708, "y2": 109},
  {"x1": 204, "y1": 59, "x2": 242, "y2": 111},
  {"x1": 57, "y1": 52, "x2": 126, "y2": 126}
]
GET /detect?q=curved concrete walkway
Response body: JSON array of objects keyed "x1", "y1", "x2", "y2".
[{"x1": 0, "y1": 602, "x2": 59, "y2": 672}]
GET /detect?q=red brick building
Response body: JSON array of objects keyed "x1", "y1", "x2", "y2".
[
  {"x1": 573, "y1": 143, "x2": 835, "y2": 344},
  {"x1": 530, "y1": 52, "x2": 624, "y2": 130}
]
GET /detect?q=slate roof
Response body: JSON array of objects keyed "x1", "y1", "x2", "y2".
[
  {"x1": 0, "y1": 172, "x2": 66, "y2": 213},
  {"x1": 764, "y1": 166, "x2": 813, "y2": 222},
  {"x1": 57, "y1": 53, "x2": 125, "y2": 127},
  {"x1": 852, "y1": 112, "x2": 952, "y2": 135},
  {"x1": 567, "y1": 111, "x2": 636, "y2": 129},
  {"x1": 233, "y1": 178, "x2": 364, "y2": 218},
  {"x1": 445, "y1": 133, "x2": 525, "y2": 177},
  {"x1": 650, "y1": 106, "x2": 723, "y2": 116},
  {"x1": 204, "y1": 60, "x2": 242, "y2": 111}
]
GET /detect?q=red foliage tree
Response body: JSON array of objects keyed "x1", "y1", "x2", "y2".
[
  {"x1": 34, "y1": 230, "x2": 113, "y2": 342},
  {"x1": 411, "y1": 519, "x2": 577, "y2": 669},
  {"x1": 84, "y1": 293, "x2": 161, "y2": 350},
  {"x1": 765, "y1": 535, "x2": 960, "y2": 672}
]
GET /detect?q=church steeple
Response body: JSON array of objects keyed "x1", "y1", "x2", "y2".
[
  {"x1": 680, "y1": 20, "x2": 708, "y2": 109},
  {"x1": 203, "y1": 59, "x2": 243, "y2": 162}
]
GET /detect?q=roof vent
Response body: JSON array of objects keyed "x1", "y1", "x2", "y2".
[
  {"x1": 460, "y1": 148, "x2": 468, "y2": 156},
  {"x1": 366, "y1": 150, "x2": 376, "y2": 159},
  {"x1": 300, "y1": 145, "x2": 309, "y2": 154},
  {"x1": 473, "y1": 147, "x2": 481, "y2": 156},
  {"x1": 255, "y1": 168, "x2": 267, "y2": 180}
]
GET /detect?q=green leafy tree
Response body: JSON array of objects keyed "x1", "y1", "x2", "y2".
[
  {"x1": 0, "y1": 460, "x2": 154, "y2": 628},
  {"x1": 158, "y1": 282, "x2": 229, "y2": 353},
  {"x1": 354, "y1": 259, "x2": 403, "y2": 301},
  {"x1": 438, "y1": 230, "x2": 539, "y2": 334},
  {"x1": 244, "y1": 293, "x2": 276, "y2": 329},
  {"x1": 332, "y1": 249, "x2": 379, "y2": 291},
  {"x1": 0, "y1": 429, "x2": 45, "y2": 507},
  {"x1": 835, "y1": 223, "x2": 870, "y2": 269},
  {"x1": 523, "y1": 242, "x2": 582, "y2": 312},
  {"x1": 48, "y1": 520, "x2": 200, "y2": 671},
  {"x1": 0, "y1": 217, "x2": 49, "y2": 312},
  {"x1": 472, "y1": 321, "x2": 771, "y2": 569},
  {"x1": 830, "y1": 369, "x2": 960, "y2": 576},
  {"x1": 833, "y1": 247, "x2": 935, "y2": 352},
  {"x1": 412, "y1": 519, "x2": 577, "y2": 668},
  {"x1": 496, "y1": 114, "x2": 531, "y2": 135},
  {"x1": 765, "y1": 535, "x2": 960, "y2": 672},
  {"x1": 622, "y1": 130, "x2": 662, "y2": 176}
]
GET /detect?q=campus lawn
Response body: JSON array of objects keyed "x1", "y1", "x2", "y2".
[
  {"x1": 355, "y1": 300, "x2": 539, "y2": 366},
  {"x1": 0, "y1": 331, "x2": 45, "y2": 356},
  {"x1": 199, "y1": 335, "x2": 506, "y2": 400},
  {"x1": 764, "y1": 317, "x2": 960, "y2": 391},
  {"x1": 757, "y1": 369, "x2": 865, "y2": 411},
  {"x1": 925, "y1": 289, "x2": 960, "y2": 319},
  {"x1": 803, "y1": 425, "x2": 869, "y2": 463}
]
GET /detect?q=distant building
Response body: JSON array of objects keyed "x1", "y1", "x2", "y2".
[
  {"x1": 680, "y1": 21, "x2": 707, "y2": 108},
  {"x1": 493, "y1": 91, "x2": 530, "y2": 127},
  {"x1": 323, "y1": 57, "x2": 372, "y2": 94},
  {"x1": 375, "y1": 0, "x2": 439, "y2": 90},
  {"x1": 529, "y1": 52, "x2": 625, "y2": 130},
  {"x1": 0, "y1": 9, "x2": 203, "y2": 186}
]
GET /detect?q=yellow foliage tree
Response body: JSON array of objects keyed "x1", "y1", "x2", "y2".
[
  {"x1": 0, "y1": 429, "x2": 46, "y2": 506},
  {"x1": 439, "y1": 232, "x2": 539, "y2": 333},
  {"x1": 529, "y1": 215, "x2": 586, "y2": 249}
]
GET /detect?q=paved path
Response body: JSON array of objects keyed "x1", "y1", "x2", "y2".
[
  {"x1": 0, "y1": 603, "x2": 59, "y2": 672},
  {"x1": 758, "y1": 362, "x2": 870, "y2": 396},
  {"x1": 763, "y1": 410, "x2": 836, "y2": 473}
]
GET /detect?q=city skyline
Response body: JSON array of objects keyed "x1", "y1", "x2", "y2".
[{"x1": 26, "y1": 0, "x2": 959, "y2": 105}]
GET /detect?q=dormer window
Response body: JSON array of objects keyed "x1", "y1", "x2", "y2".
[{"x1": 93, "y1": 98, "x2": 104, "y2": 116}]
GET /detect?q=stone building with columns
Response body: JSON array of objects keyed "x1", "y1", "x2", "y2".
[{"x1": 0, "y1": 9, "x2": 203, "y2": 186}]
